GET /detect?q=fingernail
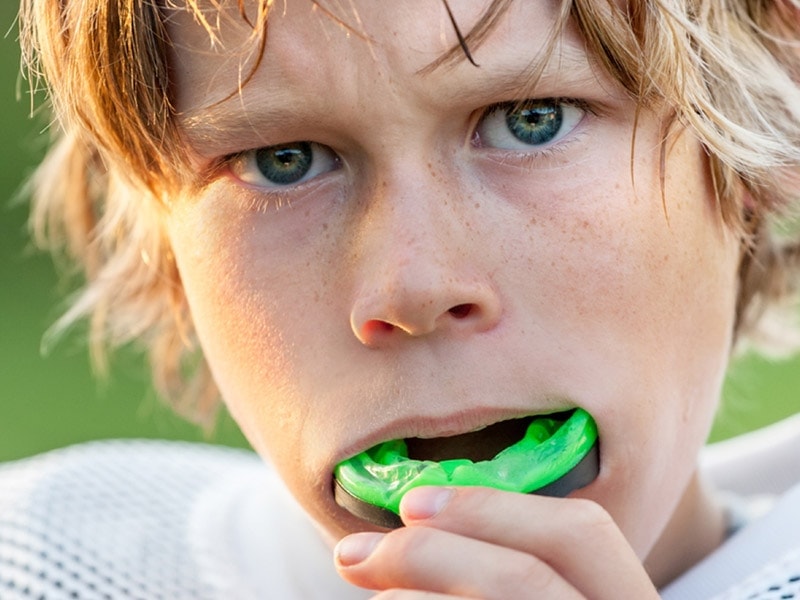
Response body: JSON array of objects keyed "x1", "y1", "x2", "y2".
[
  {"x1": 334, "y1": 532, "x2": 384, "y2": 567},
  {"x1": 400, "y1": 486, "x2": 454, "y2": 520}
]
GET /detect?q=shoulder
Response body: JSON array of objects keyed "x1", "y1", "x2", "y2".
[
  {"x1": 0, "y1": 439, "x2": 264, "y2": 599},
  {"x1": 662, "y1": 481, "x2": 800, "y2": 599},
  {"x1": 0, "y1": 440, "x2": 371, "y2": 600},
  {"x1": 701, "y1": 412, "x2": 800, "y2": 497},
  {"x1": 0, "y1": 436, "x2": 259, "y2": 479},
  {"x1": 706, "y1": 482, "x2": 800, "y2": 600},
  {"x1": 0, "y1": 439, "x2": 262, "y2": 527}
]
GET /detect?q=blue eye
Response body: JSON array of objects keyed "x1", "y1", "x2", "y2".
[
  {"x1": 257, "y1": 143, "x2": 312, "y2": 184},
  {"x1": 477, "y1": 99, "x2": 585, "y2": 151},
  {"x1": 231, "y1": 141, "x2": 340, "y2": 188}
]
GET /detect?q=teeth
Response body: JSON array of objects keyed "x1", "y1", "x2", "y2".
[
  {"x1": 414, "y1": 423, "x2": 488, "y2": 440},
  {"x1": 405, "y1": 412, "x2": 571, "y2": 442},
  {"x1": 405, "y1": 417, "x2": 533, "y2": 463}
]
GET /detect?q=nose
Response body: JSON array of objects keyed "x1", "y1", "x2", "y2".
[{"x1": 349, "y1": 174, "x2": 503, "y2": 347}]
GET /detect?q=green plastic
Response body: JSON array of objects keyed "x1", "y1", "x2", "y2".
[{"x1": 334, "y1": 408, "x2": 597, "y2": 515}]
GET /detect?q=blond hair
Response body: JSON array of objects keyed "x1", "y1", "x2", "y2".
[{"x1": 18, "y1": 0, "x2": 800, "y2": 425}]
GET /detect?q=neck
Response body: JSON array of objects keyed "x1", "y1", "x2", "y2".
[{"x1": 644, "y1": 470, "x2": 727, "y2": 589}]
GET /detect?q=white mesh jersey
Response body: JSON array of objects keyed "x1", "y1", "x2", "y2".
[
  {"x1": 661, "y1": 484, "x2": 800, "y2": 599},
  {"x1": 0, "y1": 437, "x2": 799, "y2": 599},
  {"x1": 663, "y1": 415, "x2": 800, "y2": 600},
  {"x1": 0, "y1": 440, "x2": 370, "y2": 600}
]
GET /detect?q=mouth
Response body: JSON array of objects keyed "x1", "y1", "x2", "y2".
[
  {"x1": 405, "y1": 415, "x2": 534, "y2": 463},
  {"x1": 333, "y1": 408, "x2": 599, "y2": 528}
]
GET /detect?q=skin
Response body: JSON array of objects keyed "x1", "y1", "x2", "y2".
[{"x1": 164, "y1": 0, "x2": 741, "y2": 596}]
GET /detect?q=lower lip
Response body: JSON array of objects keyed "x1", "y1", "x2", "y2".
[{"x1": 333, "y1": 408, "x2": 599, "y2": 528}]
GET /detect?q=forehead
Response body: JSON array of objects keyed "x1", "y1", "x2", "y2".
[
  {"x1": 166, "y1": 0, "x2": 597, "y2": 150},
  {"x1": 166, "y1": 0, "x2": 583, "y2": 93},
  {"x1": 167, "y1": 0, "x2": 564, "y2": 62}
]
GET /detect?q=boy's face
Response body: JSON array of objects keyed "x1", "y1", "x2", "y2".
[{"x1": 165, "y1": 0, "x2": 740, "y2": 557}]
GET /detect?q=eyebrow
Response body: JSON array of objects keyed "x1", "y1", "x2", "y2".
[
  {"x1": 180, "y1": 95, "x2": 295, "y2": 156},
  {"x1": 178, "y1": 42, "x2": 596, "y2": 156},
  {"x1": 473, "y1": 43, "x2": 597, "y2": 97}
]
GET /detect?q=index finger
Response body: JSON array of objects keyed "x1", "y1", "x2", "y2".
[{"x1": 399, "y1": 486, "x2": 659, "y2": 600}]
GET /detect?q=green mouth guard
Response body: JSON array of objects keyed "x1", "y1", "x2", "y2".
[{"x1": 334, "y1": 408, "x2": 599, "y2": 528}]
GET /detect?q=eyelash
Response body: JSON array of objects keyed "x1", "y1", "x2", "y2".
[
  {"x1": 214, "y1": 97, "x2": 597, "y2": 205},
  {"x1": 473, "y1": 97, "x2": 594, "y2": 153}
]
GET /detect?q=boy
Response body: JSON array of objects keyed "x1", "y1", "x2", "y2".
[{"x1": 4, "y1": 0, "x2": 800, "y2": 597}]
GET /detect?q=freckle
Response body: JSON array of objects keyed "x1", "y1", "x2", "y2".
[
  {"x1": 474, "y1": 202, "x2": 480, "y2": 209},
  {"x1": 322, "y1": 222, "x2": 328, "y2": 230}
]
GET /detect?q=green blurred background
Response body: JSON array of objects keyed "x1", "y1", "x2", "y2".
[
  {"x1": 1, "y1": 4, "x2": 799, "y2": 464},
  {"x1": 0, "y1": 3, "x2": 248, "y2": 460}
]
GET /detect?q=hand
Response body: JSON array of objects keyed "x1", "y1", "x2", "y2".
[{"x1": 334, "y1": 486, "x2": 660, "y2": 599}]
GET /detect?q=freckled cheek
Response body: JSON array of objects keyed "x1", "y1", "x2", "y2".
[
  {"x1": 168, "y1": 206, "x2": 360, "y2": 465},
  {"x1": 182, "y1": 247, "x2": 287, "y2": 386},
  {"x1": 511, "y1": 168, "x2": 737, "y2": 406},
  {"x1": 504, "y1": 191, "x2": 650, "y2": 321},
  {"x1": 534, "y1": 190, "x2": 735, "y2": 543},
  {"x1": 535, "y1": 156, "x2": 727, "y2": 304}
]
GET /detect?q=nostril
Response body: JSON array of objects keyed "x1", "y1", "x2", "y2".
[
  {"x1": 448, "y1": 303, "x2": 474, "y2": 319},
  {"x1": 363, "y1": 319, "x2": 395, "y2": 336}
]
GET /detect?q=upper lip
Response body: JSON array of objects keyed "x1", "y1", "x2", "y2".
[{"x1": 334, "y1": 403, "x2": 574, "y2": 465}]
